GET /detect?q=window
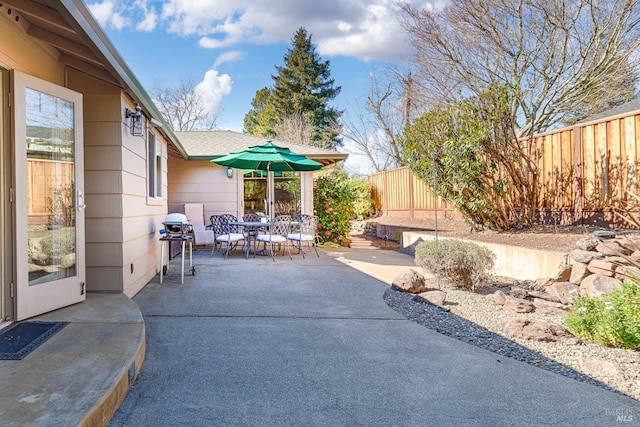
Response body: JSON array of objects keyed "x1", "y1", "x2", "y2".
[{"x1": 148, "y1": 131, "x2": 162, "y2": 198}]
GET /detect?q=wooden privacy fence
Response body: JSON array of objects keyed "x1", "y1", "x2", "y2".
[
  {"x1": 368, "y1": 108, "x2": 640, "y2": 227},
  {"x1": 27, "y1": 160, "x2": 74, "y2": 226},
  {"x1": 368, "y1": 167, "x2": 459, "y2": 220}
]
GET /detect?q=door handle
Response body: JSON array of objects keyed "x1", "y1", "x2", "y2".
[{"x1": 76, "y1": 190, "x2": 86, "y2": 210}]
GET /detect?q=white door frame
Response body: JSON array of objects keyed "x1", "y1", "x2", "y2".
[{"x1": 13, "y1": 71, "x2": 86, "y2": 320}]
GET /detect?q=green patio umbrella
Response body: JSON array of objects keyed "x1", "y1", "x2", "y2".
[
  {"x1": 211, "y1": 141, "x2": 323, "y2": 172},
  {"x1": 243, "y1": 170, "x2": 283, "y2": 177},
  {"x1": 211, "y1": 141, "x2": 323, "y2": 219}
]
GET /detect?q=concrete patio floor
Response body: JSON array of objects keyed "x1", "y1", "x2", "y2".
[{"x1": 2, "y1": 241, "x2": 639, "y2": 426}]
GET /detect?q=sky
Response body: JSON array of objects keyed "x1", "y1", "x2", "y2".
[{"x1": 83, "y1": 0, "x2": 438, "y2": 174}]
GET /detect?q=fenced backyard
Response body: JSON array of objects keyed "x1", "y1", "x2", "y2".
[{"x1": 368, "y1": 109, "x2": 640, "y2": 228}]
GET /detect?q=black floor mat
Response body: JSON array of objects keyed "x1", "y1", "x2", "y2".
[{"x1": 0, "y1": 321, "x2": 68, "y2": 360}]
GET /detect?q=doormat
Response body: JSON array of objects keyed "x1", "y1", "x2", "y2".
[{"x1": 0, "y1": 321, "x2": 68, "y2": 360}]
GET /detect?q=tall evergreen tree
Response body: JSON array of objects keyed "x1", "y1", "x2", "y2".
[{"x1": 244, "y1": 27, "x2": 342, "y2": 149}]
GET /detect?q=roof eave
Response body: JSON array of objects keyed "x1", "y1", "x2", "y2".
[{"x1": 56, "y1": 0, "x2": 188, "y2": 159}]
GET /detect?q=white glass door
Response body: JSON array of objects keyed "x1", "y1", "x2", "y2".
[{"x1": 14, "y1": 72, "x2": 85, "y2": 320}]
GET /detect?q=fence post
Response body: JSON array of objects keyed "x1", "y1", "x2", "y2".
[
  {"x1": 573, "y1": 126, "x2": 583, "y2": 225},
  {"x1": 408, "y1": 168, "x2": 414, "y2": 218},
  {"x1": 384, "y1": 170, "x2": 389, "y2": 216}
]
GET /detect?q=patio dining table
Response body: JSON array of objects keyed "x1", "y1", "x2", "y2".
[
  {"x1": 228, "y1": 220, "x2": 299, "y2": 259},
  {"x1": 228, "y1": 221, "x2": 270, "y2": 258}
]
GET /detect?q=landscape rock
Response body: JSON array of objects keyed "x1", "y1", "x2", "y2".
[
  {"x1": 580, "y1": 274, "x2": 622, "y2": 298},
  {"x1": 532, "y1": 298, "x2": 565, "y2": 309},
  {"x1": 575, "y1": 236, "x2": 598, "y2": 251},
  {"x1": 533, "y1": 305, "x2": 568, "y2": 317},
  {"x1": 629, "y1": 250, "x2": 640, "y2": 262},
  {"x1": 509, "y1": 286, "x2": 529, "y2": 299},
  {"x1": 503, "y1": 297, "x2": 535, "y2": 313},
  {"x1": 502, "y1": 318, "x2": 575, "y2": 342},
  {"x1": 487, "y1": 290, "x2": 506, "y2": 305},
  {"x1": 587, "y1": 259, "x2": 617, "y2": 277},
  {"x1": 391, "y1": 269, "x2": 427, "y2": 294},
  {"x1": 527, "y1": 290, "x2": 561, "y2": 303},
  {"x1": 569, "y1": 262, "x2": 589, "y2": 285},
  {"x1": 553, "y1": 264, "x2": 572, "y2": 282},
  {"x1": 416, "y1": 290, "x2": 447, "y2": 307},
  {"x1": 578, "y1": 356, "x2": 625, "y2": 381},
  {"x1": 30, "y1": 251, "x2": 49, "y2": 266},
  {"x1": 535, "y1": 277, "x2": 553, "y2": 288},
  {"x1": 545, "y1": 282, "x2": 580, "y2": 304},
  {"x1": 569, "y1": 249, "x2": 602, "y2": 264},
  {"x1": 595, "y1": 240, "x2": 631, "y2": 256},
  {"x1": 616, "y1": 265, "x2": 640, "y2": 281},
  {"x1": 61, "y1": 253, "x2": 76, "y2": 269}
]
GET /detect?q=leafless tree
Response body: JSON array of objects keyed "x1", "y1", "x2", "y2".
[
  {"x1": 274, "y1": 113, "x2": 314, "y2": 146},
  {"x1": 341, "y1": 70, "x2": 413, "y2": 174},
  {"x1": 151, "y1": 78, "x2": 219, "y2": 131},
  {"x1": 274, "y1": 112, "x2": 341, "y2": 150},
  {"x1": 400, "y1": 0, "x2": 640, "y2": 137}
]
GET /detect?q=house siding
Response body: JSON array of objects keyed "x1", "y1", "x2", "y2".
[
  {"x1": 168, "y1": 157, "x2": 235, "y2": 220},
  {"x1": 66, "y1": 71, "x2": 169, "y2": 297}
]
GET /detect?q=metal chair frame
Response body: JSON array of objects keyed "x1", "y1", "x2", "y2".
[
  {"x1": 254, "y1": 215, "x2": 291, "y2": 261},
  {"x1": 287, "y1": 215, "x2": 320, "y2": 258},
  {"x1": 209, "y1": 214, "x2": 245, "y2": 259}
]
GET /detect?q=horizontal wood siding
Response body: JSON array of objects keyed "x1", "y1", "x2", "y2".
[{"x1": 168, "y1": 157, "x2": 238, "y2": 223}]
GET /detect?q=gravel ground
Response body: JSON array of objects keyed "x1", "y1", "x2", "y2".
[{"x1": 383, "y1": 286, "x2": 640, "y2": 401}]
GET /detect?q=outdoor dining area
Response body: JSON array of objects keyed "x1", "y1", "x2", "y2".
[
  {"x1": 208, "y1": 213, "x2": 320, "y2": 261},
  {"x1": 203, "y1": 140, "x2": 324, "y2": 261}
]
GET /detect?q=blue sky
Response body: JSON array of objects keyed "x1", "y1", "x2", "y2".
[{"x1": 83, "y1": 0, "x2": 436, "y2": 172}]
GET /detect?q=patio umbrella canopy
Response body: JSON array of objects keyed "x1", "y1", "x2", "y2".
[
  {"x1": 211, "y1": 141, "x2": 323, "y2": 172},
  {"x1": 212, "y1": 141, "x2": 323, "y2": 219}
]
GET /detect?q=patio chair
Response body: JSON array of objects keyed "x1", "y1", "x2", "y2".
[
  {"x1": 183, "y1": 203, "x2": 214, "y2": 248},
  {"x1": 242, "y1": 212, "x2": 263, "y2": 235},
  {"x1": 242, "y1": 213, "x2": 264, "y2": 248},
  {"x1": 287, "y1": 215, "x2": 320, "y2": 259},
  {"x1": 254, "y1": 215, "x2": 291, "y2": 261},
  {"x1": 209, "y1": 214, "x2": 245, "y2": 259}
]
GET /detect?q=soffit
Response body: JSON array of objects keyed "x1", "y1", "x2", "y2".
[{"x1": 0, "y1": 0, "x2": 187, "y2": 158}]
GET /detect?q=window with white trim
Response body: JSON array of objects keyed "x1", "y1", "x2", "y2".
[{"x1": 148, "y1": 131, "x2": 162, "y2": 198}]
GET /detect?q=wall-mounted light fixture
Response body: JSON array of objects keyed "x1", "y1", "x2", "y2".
[
  {"x1": 226, "y1": 167, "x2": 233, "y2": 178},
  {"x1": 125, "y1": 104, "x2": 143, "y2": 136}
]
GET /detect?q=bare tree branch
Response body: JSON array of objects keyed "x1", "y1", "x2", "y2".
[
  {"x1": 401, "y1": 0, "x2": 640, "y2": 136},
  {"x1": 151, "y1": 78, "x2": 219, "y2": 131}
]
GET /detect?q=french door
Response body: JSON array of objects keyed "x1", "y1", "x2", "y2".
[{"x1": 14, "y1": 72, "x2": 85, "y2": 320}]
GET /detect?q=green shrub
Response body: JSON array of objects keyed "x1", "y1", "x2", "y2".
[
  {"x1": 566, "y1": 282, "x2": 640, "y2": 349},
  {"x1": 343, "y1": 178, "x2": 374, "y2": 221},
  {"x1": 313, "y1": 170, "x2": 374, "y2": 243},
  {"x1": 414, "y1": 239, "x2": 495, "y2": 291},
  {"x1": 40, "y1": 231, "x2": 76, "y2": 257}
]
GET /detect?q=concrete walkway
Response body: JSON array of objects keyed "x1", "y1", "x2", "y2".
[
  {"x1": 108, "y1": 244, "x2": 639, "y2": 426},
  {"x1": 0, "y1": 293, "x2": 145, "y2": 427}
]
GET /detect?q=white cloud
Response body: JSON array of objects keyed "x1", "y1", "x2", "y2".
[
  {"x1": 195, "y1": 70, "x2": 233, "y2": 114},
  {"x1": 100, "y1": 0, "x2": 434, "y2": 61},
  {"x1": 136, "y1": 8, "x2": 158, "y2": 32},
  {"x1": 212, "y1": 51, "x2": 246, "y2": 69},
  {"x1": 86, "y1": 0, "x2": 128, "y2": 30}
]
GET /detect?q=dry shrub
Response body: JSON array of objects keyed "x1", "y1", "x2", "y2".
[{"x1": 415, "y1": 239, "x2": 495, "y2": 291}]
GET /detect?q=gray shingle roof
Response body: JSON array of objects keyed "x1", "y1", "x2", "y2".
[
  {"x1": 578, "y1": 98, "x2": 640, "y2": 124},
  {"x1": 174, "y1": 130, "x2": 348, "y2": 166}
]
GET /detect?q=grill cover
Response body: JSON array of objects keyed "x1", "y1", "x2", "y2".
[{"x1": 163, "y1": 213, "x2": 190, "y2": 237}]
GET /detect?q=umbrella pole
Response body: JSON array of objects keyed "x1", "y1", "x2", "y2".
[{"x1": 267, "y1": 166, "x2": 275, "y2": 220}]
